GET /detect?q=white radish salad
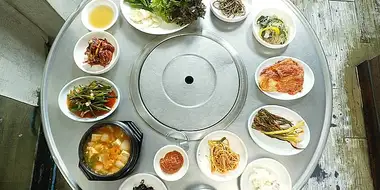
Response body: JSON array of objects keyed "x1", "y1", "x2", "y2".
[{"x1": 129, "y1": 9, "x2": 161, "y2": 28}]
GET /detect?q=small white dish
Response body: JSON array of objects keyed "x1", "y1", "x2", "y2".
[
  {"x1": 73, "y1": 31, "x2": 120, "y2": 75},
  {"x1": 58, "y1": 76, "x2": 120, "y2": 122},
  {"x1": 255, "y1": 56, "x2": 315, "y2": 100},
  {"x1": 120, "y1": 0, "x2": 188, "y2": 35},
  {"x1": 119, "y1": 173, "x2": 168, "y2": 190},
  {"x1": 153, "y1": 145, "x2": 189, "y2": 181},
  {"x1": 252, "y1": 8, "x2": 296, "y2": 49},
  {"x1": 240, "y1": 158, "x2": 292, "y2": 190},
  {"x1": 81, "y1": 0, "x2": 119, "y2": 31},
  {"x1": 210, "y1": 0, "x2": 250, "y2": 23},
  {"x1": 196, "y1": 130, "x2": 248, "y2": 181},
  {"x1": 247, "y1": 105, "x2": 310, "y2": 155}
]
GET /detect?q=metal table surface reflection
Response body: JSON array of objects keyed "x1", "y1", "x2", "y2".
[{"x1": 41, "y1": 0, "x2": 332, "y2": 189}]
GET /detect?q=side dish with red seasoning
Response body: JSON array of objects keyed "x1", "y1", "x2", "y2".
[
  {"x1": 259, "y1": 58, "x2": 304, "y2": 95},
  {"x1": 67, "y1": 80, "x2": 117, "y2": 118},
  {"x1": 159, "y1": 151, "x2": 184, "y2": 174},
  {"x1": 84, "y1": 37, "x2": 115, "y2": 67}
]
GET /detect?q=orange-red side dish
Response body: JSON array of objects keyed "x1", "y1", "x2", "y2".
[
  {"x1": 84, "y1": 125, "x2": 131, "y2": 175},
  {"x1": 259, "y1": 58, "x2": 304, "y2": 95},
  {"x1": 159, "y1": 151, "x2": 184, "y2": 174}
]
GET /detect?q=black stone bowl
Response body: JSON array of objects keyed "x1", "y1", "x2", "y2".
[{"x1": 78, "y1": 121, "x2": 143, "y2": 181}]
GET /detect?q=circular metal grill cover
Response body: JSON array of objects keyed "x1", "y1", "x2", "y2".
[{"x1": 131, "y1": 32, "x2": 247, "y2": 139}]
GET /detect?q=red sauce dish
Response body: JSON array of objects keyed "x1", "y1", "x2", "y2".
[
  {"x1": 159, "y1": 151, "x2": 184, "y2": 174},
  {"x1": 153, "y1": 145, "x2": 189, "y2": 181}
]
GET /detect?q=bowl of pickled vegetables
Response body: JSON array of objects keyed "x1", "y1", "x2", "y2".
[
  {"x1": 252, "y1": 8, "x2": 296, "y2": 49},
  {"x1": 78, "y1": 121, "x2": 143, "y2": 180}
]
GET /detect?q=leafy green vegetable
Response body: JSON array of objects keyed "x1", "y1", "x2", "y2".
[
  {"x1": 151, "y1": 0, "x2": 206, "y2": 26},
  {"x1": 124, "y1": 0, "x2": 152, "y2": 11},
  {"x1": 67, "y1": 81, "x2": 117, "y2": 117},
  {"x1": 125, "y1": 0, "x2": 206, "y2": 26}
]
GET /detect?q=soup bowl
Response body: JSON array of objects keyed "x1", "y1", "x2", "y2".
[{"x1": 78, "y1": 121, "x2": 143, "y2": 181}]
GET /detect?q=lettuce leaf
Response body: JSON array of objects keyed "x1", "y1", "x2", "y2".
[
  {"x1": 124, "y1": 0, "x2": 152, "y2": 11},
  {"x1": 150, "y1": 0, "x2": 206, "y2": 26}
]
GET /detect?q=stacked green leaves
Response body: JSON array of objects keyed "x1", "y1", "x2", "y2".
[
  {"x1": 67, "y1": 81, "x2": 117, "y2": 117},
  {"x1": 125, "y1": 0, "x2": 206, "y2": 26}
]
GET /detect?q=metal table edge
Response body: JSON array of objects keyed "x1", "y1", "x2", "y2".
[
  {"x1": 281, "y1": 0, "x2": 333, "y2": 189},
  {"x1": 40, "y1": 0, "x2": 334, "y2": 189},
  {"x1": 41, "y1": 0, "x2": 91, "y2": 189}
]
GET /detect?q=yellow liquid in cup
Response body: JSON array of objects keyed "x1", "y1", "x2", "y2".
[{"x1": 89, "y1": 5, "x2": 114, "y2": 29}]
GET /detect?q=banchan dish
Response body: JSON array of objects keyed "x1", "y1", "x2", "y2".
[{"x1": 78, "y1": 121, "x2": 143, "y2": 181}]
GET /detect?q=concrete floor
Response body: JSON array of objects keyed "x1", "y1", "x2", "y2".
[
  {"x1": 0, "y1": 0, "x2": 64, "y2": 106},
  {"x1": 0, "y1": 95, "x2": 72, "y2": 190},
  {"x1": 0, "y1": 96, "x2": 38, "y2": 189},
  {"x1": 0, "y1": 0, "x2": 46, "y2": 106}
]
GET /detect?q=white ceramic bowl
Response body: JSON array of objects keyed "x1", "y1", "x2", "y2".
[
  {"x1": 119, "y1": 0, "x2": 188, "y2": 35},
  {"x1": 196, "y1": 130, "x2": 248, "y2": 181},
  {"x1": 81, "y1": 0, "x2": 119, "y2": 31},
  {"x1": 58, "y1": 76, "x2": 120, "y2": 122},
  {"x1": 240, "y1": 158, "x2": 292, "y2": 190},
  {"x1": 247, "y1": 105, "x2": 310, "y2": 155},
  {"x1": 73, "y1": 31, "x2": 120, "y2": 75},
  {"x1": 153, "y1": 145, "x2": 189, "y2": 181},
  {"x1": 210, "y1": 0, "x2": 250, "y2": 23},
  {"x1": 119, "y1": 173, "x2": 168, "y2": 190},
  {"x1": 252, "y1": 8, "x2": 296, "y2": 49},
  {"x1": 255, "y1": 56, "x2": 315, "y2": 100}
]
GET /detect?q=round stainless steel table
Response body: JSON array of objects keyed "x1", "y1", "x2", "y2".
[{"x1": 41, "y1": 0, "x2": 332, "y2": 189}]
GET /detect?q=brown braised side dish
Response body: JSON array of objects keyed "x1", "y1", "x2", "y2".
[{"x1": 84, "y1": 37, "x2": 115, "y2": 67}]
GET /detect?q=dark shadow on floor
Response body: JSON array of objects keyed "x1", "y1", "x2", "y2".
[{"x1": 0, "y1": 96, "x2": 39, "y2": 190}]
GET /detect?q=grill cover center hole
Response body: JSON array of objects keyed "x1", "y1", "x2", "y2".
[{"x1": 185, "y1": 76, "x2": 194, "y2": 84}]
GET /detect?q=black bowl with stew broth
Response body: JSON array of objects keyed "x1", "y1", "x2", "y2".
[{"x1": 78, "y1": 121, "x2": 143, "y2": 181}]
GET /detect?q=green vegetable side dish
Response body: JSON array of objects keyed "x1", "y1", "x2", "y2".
[
  {"x1": 252, "y1": 109, "x2": 304, "y2": 149},
  {"x1": 67, "y1": 81, "x2": 118, "y2": 118},
  {"x1": 257, "y1": 15, "x2": 289, "y2": 45},
  {"x1": 125, "y1": 0, "x2": 206, "y2": 26},
  {"x1": 125, "y1": 0, "x2": 153, "y2": 11}
]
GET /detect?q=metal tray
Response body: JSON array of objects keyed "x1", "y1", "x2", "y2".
[{"x1": 41, "y1": 0, "x2": 332, "y2": 189}]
